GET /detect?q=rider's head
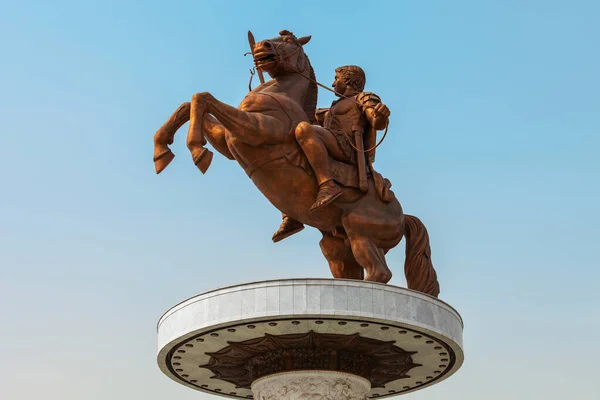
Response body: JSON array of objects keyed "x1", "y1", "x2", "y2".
[{"x1": 334, "y1": 65, "x2": 366, "y2": 94}]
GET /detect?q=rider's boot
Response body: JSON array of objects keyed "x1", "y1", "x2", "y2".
[
  {"x1": 310, "y1": 180, "x2": 343, "y2": 212},
  {"x1": 272, "y1": 215, "x2": 305, "y2": 243}
]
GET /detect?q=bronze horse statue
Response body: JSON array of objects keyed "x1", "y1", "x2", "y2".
[{"x1": 153, "y1": 31, "x2": 440, "y2": 297}]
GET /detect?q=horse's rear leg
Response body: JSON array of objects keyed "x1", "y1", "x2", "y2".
[
  {"x1": 348, "y1": 236, "x2": 392, "y2": 283},
  {"x1": 153, "y1": 102, "x2": 190, "y2": 174},
  {"x1": 320, "y1": 232, "x2": 364, "y2": 280}
]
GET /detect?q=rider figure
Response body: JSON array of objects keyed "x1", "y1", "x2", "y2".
[{"x1": 272, "y1": 65, "x2": 391, "y2": 243}]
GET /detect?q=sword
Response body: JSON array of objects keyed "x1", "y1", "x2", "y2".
[
  {"x1": 352, "y1": 126, "x2": 369, "y2": 193},
  {"x1": 247, "y1": 30, "x2": 265, "y2": 85}
]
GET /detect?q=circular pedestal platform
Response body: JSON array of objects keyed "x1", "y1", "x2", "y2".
[{"x1": 157, "y1": 279, "x2": 464, "y2": 399}]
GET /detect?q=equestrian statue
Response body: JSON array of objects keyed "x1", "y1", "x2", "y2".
[{"x1": 152, "y1": 30, "x2": 440, "y2": 297}]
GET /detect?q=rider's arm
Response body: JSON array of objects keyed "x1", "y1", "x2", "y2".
[{"x1": 358, "y1": 92, "x2": 390, "y2": 131}]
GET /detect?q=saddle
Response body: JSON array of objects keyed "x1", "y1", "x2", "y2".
[{"x1": 281, "y1": 131, "x2": 395, "y2": 203}]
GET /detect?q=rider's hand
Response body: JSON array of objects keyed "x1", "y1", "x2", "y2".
[
  {"x1": 373, "y1": 103, "x2": 391, "y2": 119},
  {"x1": 372, "y1": 103, "x2": 390, "y2": 130}
]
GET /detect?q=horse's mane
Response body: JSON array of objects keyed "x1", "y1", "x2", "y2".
[{"x1": 303, "y1": 55, "x2": 318, "y2": 124}]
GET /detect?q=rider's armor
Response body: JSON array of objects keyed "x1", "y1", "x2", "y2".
[{"x1": 316, "y1": 91, "x2": 382, "y2": 164}]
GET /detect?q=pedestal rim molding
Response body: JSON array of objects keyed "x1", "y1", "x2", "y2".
[{"x1": 157, "y1": 278, "x2": 464, "y2": 329}]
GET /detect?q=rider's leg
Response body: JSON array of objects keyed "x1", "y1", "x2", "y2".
[
  {"x1": 295, "y1": 122, "x2": 347, "y2": 184},
  {"x1": 295, "y1": 122, "x2": 347, "y2": 211}
]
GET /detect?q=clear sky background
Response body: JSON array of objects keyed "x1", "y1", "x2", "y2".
[{"x1": 1, "y1": 0, "x2": 599, "y2": 399}]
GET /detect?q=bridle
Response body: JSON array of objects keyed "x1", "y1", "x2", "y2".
[{"x1": 246, "y1": 39, "x2": 307, "y2": 89}]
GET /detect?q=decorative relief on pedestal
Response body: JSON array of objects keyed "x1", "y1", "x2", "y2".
[
  {"x1": 200, "y1": 331, "x2": 420, "y2": 389},
  {"x1": 251, "y1": 371, "x2": 371, "y2": 400}
]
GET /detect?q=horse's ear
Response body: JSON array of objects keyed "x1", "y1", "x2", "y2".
[{"x1": 298, "y1": 35, "x2": 312, "y2": 46}]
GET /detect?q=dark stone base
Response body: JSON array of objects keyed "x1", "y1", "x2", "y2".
[{"x1": 200, "y1": 331, "x2": 420, "y2": 389}]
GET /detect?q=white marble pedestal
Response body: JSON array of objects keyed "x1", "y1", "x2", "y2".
[{"x1": 157, "y1": 279, "x2": 464, "y2": 398}]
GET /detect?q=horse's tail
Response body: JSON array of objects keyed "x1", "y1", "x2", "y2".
[{"x1": 403, "y1": 214, "x2": 441, "y2": 298}]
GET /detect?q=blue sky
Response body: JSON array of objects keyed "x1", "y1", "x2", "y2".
[{"x1": 1, "y1": 0, "x2": 599, "y2": 399}]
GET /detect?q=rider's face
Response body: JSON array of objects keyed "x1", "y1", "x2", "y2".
[{"x1": 332, "y1": 73, "x2": 347, "y2": 96}]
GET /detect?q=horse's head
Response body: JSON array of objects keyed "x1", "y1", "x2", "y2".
[{"x1": 253, "y1": 30, "x2": 312, "y2": 78}]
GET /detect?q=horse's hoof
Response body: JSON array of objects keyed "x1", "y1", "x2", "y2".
[
  {"x1": 193, "y1": 148, "x2": 214, "y2": 174},
  {"x1": 154, "y1": 149, "x2": 175, "y2": 174}
]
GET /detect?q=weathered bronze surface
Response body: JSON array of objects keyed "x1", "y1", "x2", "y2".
[
  {"x1": 153, "y1": 30, "x2": 440, "y2": 297},
  {"x1": 199, "y1": 331, "x2": 420, "y2": 389}
]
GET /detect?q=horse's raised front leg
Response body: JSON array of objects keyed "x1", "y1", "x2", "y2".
[
  {"x1": 188, "y1": 112, "x2": 237, "y2": 173},
  {"x1": 201, "y1": 114, "x2": 235, "y2": 160},
  {"x1": 189, "y1": 92, "x2": 288, "y2": 150},
  {"x1": 153, "y1": 102, "x2": 234, "y2": 174},
  {"x1": 153, "y1": 102, "x2": 190, "y2": 174},
  {"x1": 188, "y1": 94, "x2": 213, "y2": 174}
]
